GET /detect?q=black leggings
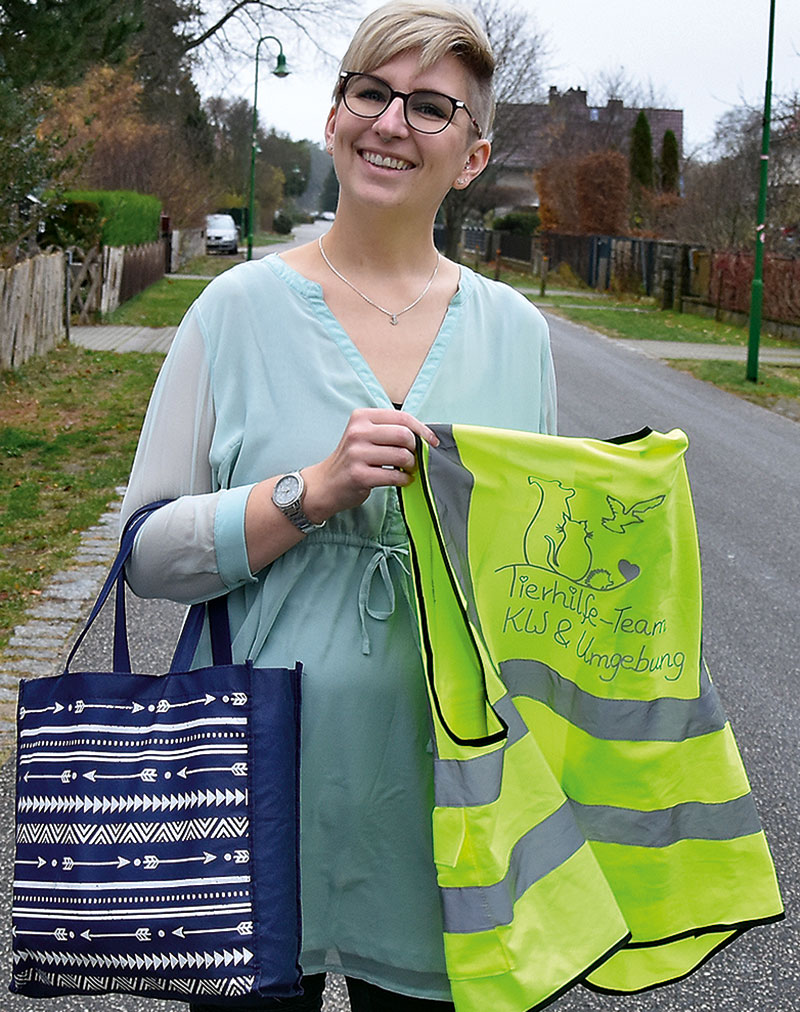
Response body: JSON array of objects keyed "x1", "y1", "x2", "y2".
[{"x1": 189, "y1": 973, "x2": 456, "y2": 1012}]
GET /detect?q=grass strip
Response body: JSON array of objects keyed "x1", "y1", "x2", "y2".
[
  {"x1": 105, "y1": 277, "x2": 208, "y2": 328},
  {"x1": 0, "y1": 344, "x2": 164, "y2": 649},
  {"x1": 672, "y1": 360, "x2": 800, "y2": 421},
  {"x1": 542, "y1": 301, "x2": 772, "y2": 346}
]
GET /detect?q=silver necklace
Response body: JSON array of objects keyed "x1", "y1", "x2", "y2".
[{"x1": 318, "y1": 236, "x2": 441, "y2": 325}]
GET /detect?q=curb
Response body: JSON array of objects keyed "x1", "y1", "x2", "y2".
[{"x1": 0, "y1": 490, "x2": 126, "y2": 755}]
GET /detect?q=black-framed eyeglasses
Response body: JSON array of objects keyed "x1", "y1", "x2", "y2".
[{"x1": 338, "y1": 71, "x2": 483, "y2": 138}]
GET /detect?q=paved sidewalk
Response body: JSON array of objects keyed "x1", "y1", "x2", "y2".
[
  {"x1": 616, "y1": 338, "x2": 800, "y2": 366},
  {"x1": 0, "y1": 494, "x2": 126, "y2": 753},
  {"x1": 71, "y1": 324, "x2": 178, "y2": 354}
]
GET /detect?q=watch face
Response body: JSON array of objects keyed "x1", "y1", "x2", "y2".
[{"x1": 274, "y1": 474, "x2": 302, "y2": 507}]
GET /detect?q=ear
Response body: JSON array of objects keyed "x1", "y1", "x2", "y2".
[
  {"x1": 452, "y1": 139, "x2": 491, "y2": 190},
  {"x1": 324, "y1": 106, "x2": 337, "y2": 152}
]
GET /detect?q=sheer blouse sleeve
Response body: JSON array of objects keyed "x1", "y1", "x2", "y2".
[{"x1": 120, "y1": 306, "x2": 258, "y2": 604}]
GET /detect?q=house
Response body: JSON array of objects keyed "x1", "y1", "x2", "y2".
[{"x1": 492, "y1": 87, "x2": 685, "y2": 212}]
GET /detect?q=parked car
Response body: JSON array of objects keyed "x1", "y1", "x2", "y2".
[{"x1": 205, "y1": 213, "x2": 239, "y2": 254}]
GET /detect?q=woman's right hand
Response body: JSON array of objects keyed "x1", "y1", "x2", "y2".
[
  {"x1": 244, "y1": 408, "x2": 438, "y2": 573},
  {"x1": 302, "y1": 407, "x2": 439, "y2": 524}
]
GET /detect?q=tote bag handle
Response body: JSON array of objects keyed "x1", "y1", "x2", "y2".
[{"x1": 64, "y1": 499, "x2": 232, "y2": 674}]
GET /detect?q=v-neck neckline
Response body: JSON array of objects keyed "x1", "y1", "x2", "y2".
[{"x1": 264, "y1": 253, "x2": 470, "y2": 415}]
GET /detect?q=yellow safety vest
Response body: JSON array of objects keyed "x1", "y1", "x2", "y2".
[{"x1": 399, "y1": 425, "x2": 783, "y2": 1012}]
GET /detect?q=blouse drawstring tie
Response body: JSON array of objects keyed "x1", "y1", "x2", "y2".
[{"x1": 357, "y1": 545, "x2": 411, "y2": 654}]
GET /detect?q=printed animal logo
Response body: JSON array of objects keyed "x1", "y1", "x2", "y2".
[
  {"x1": 519, "y1": 477, "x2": 666, "y2": 591},
  {"x1": 602, "y1": 494, "x2": 666, "y2": 534}
]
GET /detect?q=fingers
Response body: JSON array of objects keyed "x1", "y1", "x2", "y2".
[
  {"x1": 359, "y1": 408, "x2": 439, "y2": 450},
  {"x1": 304, "y1": 408, "x2": 438, "y2": 519}
]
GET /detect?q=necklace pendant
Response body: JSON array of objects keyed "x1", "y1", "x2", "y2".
[{"x1": 390, "y1": 314, "x2": 399, "y2": 326}]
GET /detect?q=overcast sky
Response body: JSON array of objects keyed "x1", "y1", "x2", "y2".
[{"x1": 202, "y1": 0, "x2": 799, "y2": 155}]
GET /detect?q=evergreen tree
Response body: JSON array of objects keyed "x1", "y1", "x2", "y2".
[
  {"x1": 319, "y1": 168, "x2": 339, "y2": 213},
  {"x1": 0, "y1": 0, "x2": 141, "y2": 89},
  {"x1": 660, "y1": 129, "x2": 680, "y2": 193},
  {"x1": 630, "y1": 110, "x2": 654, "y2": 189}
]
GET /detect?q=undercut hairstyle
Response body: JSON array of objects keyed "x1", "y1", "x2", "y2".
[{"x1": 336, "y1": 1, "x2": 496, "y2": 136}]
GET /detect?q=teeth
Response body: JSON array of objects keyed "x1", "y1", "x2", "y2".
[{"x1": 361, "y1": 151, "x2": 413, "y2": 170}]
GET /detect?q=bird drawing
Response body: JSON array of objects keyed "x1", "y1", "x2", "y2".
[{"x1": 602, "y1": 494, "x2": 666, "y2": 534}]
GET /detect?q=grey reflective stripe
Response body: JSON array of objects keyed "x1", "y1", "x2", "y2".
[
  {"x1": 427, "y1": 425, "x2": 480, "y2": 628},
  {"x1": 434, "y1": 662, "x2": 727, "y2": 809},
  {"x1": 434, "y1": 695, "x2": 525, "y2": 807},
  {"x1": 440, "y1": 800, "x2": 585, "y2": 934},
  {"x1": 501, "y1": 658, "x2": 727, "y2": 742},
  {"x1": 571, "y1": 793, "x2": 762, "y2": 847}
]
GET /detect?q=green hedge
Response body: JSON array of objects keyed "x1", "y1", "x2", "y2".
[
  {"x1": 63, "y1": 190, "x2": 162, "y2": 246},
  {"x1": 492, "y1": 211, "x2": 540, "y2": 236}
]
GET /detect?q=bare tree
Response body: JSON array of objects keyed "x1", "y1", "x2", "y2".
[
  {"x1": 441, "y1": 0, "x2": 550, "y2": 259},
  {"x1": 674, "y1": 97, "x2": 799, "y2": 252}
]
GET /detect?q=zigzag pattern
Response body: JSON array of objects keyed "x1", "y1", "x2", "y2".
[
  {"x1": 12, "y1": 966, "x2": 256, "y2": 996},
  {"x1": 18, "y1": 787, "x2": 248, "y2": 815},
  {"x1": 15, "y1": 946, "x2": 254, "y2": 971},
  {"x1": 21, "y1": 816, "x2": 250, "y2": 848},
  {"x1": 17, "y1": 815, "x2": 250, "y2": 847}
]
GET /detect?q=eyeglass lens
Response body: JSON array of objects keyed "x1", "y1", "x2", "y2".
[{"x1": 342, "y1": 74, "x2": 455, "y2": 133}]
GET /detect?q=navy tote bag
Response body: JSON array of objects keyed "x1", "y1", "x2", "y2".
[{"x1": 10, "y1": 502, "x2": 303, "y2": 1006}]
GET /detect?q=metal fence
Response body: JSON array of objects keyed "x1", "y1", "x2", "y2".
[{"x1": 456, "y1": 226, "x2": 800, "y2": 329}]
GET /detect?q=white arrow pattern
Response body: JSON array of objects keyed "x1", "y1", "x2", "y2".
[
  {"x1": 74, "y1": 700, "x2": 145, "y2": 714},
  {"x1": 83, "y1": 768, "x2": 158, "y2": 782},
  {"x1": 19, "y1": 702, "x2": 64, "y2": 719},
  {"x1": 156, "y1": 694, "x2": 216, "y2": 713},
  {"x1": 178, "y1": 763, "x2": 247, "y2": 778},
  {"x1": 142, "y1": 852, "x2": 216, "y2": 869},
  {"x1": 62, "y1": 855, "x2": 131, "y2": 871},
  {"x1": 173, "y1": 920, "x2": 253, "y2": 938}
]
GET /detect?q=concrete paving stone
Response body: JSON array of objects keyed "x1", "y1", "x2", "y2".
[
  {"x1": 42, "y1": 579, "x2": 101, "y2": 600},
  {"x1": 1, "y1": 660, "x2": 57, "y2": 676},
  {"x1": 7, "y1": 640, "x2": 64, "y2": 654},
  {"x1": 12, "y1": 620, "x2": 74, "y2": 640},
  {"x1": 50, "y1": 566, "x2": 108, "y2": 583},
  {"x1": 25, "y1": 600, "x2": 84, "y2": 620},
  {"x1": 75, "y1": 554, "x2": 114, "y2": 566},
  {"x1": 0, "y1": 687, "x2": 18, "y2": 702}
]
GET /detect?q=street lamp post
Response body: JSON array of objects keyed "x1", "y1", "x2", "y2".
[
  {"x1": 247, "y1": 35, "x2": 289, "y2": 261},
  {"x1": 746, "y1": 0, "x2": 777, "y2": 383}
]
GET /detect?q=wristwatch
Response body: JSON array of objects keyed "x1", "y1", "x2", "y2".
[{"x1": 271, "y1": 471, "x2": 326, "y2": 535}]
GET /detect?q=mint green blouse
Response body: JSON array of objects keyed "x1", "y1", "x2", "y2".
[{"x1": 122, "y1": 254, "x2": 556, "y2": 999}]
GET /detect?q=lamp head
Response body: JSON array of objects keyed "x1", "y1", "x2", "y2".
[{"x1": 273, "y1": 52, "x2": 290, "y2": 78}]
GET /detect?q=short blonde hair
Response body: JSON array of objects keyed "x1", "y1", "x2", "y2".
[{"x1": 337, "y1": 1, "x2": 495, "y2": 136}]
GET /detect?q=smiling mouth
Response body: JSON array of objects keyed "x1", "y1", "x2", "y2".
[{"x1": 360, "y1": 150, "x2": 414, "y2": 171}]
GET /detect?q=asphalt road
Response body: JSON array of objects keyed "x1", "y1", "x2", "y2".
[{"x1": 1, "y1": 312, "x2": 796, "y2": 1011}]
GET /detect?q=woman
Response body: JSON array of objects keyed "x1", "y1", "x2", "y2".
[{"x1": 122, "y1": 2, "x2": 556, "y2": 1009}]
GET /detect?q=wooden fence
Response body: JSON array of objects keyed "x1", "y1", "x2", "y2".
[
  {"x1": 69, "y1": 240, "x2": 165, "y2": 320},
  {"x1": 0, "y1": 251, "x2": 65, "y2": 369},
  {"x1": 119, "y1": 241, "x2": 165, "y2": 305},
  {"x1": 69, "y1": 246, "x2": 103, "y2": 323}
]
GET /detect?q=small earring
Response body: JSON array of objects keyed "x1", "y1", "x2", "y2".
[{"x1": 456, "y1": 176, "x2": 468, "y2": 186}]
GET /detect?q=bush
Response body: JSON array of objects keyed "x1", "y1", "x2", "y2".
[
  {"x1": 492, "y1": 211, "x2": 540, "y2": 235},
  {"x1": 62, "y1": 190, "x2": 161, "y2": 246},
  {"x1": 40, "y1": 200, "x2": 103, "y2": 249},
  {"x1": 273, "y1": 210, "x2": 293, "y2": 235}
]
